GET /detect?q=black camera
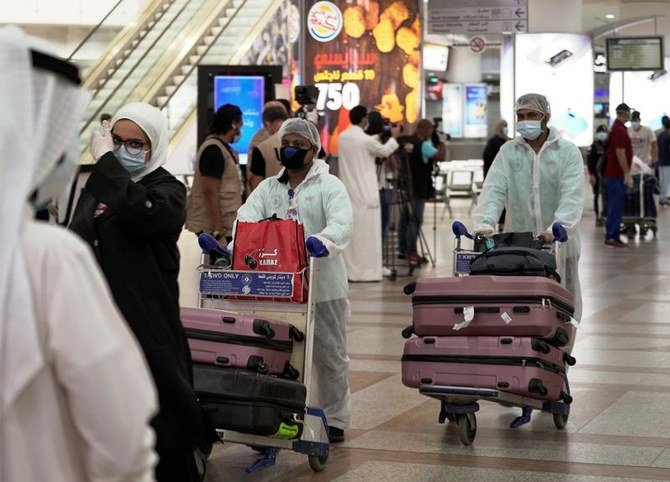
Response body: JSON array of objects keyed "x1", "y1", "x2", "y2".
[
  {"x1": 431, "y1": 116, "x2": 450, "y2": 146},
  {"x1": 294, "y1": 85, "x2": 319, "y2": 107}
]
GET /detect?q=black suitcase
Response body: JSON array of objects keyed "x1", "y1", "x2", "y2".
[{"x1": 194, "y1": 365, "x2": 306, "y2": 439}]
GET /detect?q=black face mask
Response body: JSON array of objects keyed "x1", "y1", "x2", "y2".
[{"x1": 280, "y1": 146, "x2": 310, "y2": 170}]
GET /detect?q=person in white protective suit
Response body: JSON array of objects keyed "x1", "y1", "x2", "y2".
[
  {"x1": 234, "y1": 118, "x2": 354, "y2": 443},
  {"x1": 474, "y1": 93, "x2": 585, "y2": 326},
  {"x1": 0, "y1": 27, "x2": 158, "y2": 482},
  {"x1": 338, "y1": 105, "x2": 399, "y2": 281}
]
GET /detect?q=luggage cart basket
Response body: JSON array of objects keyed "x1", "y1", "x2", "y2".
[
  {"x1": 409, "y1": 221, "x2": 573, "y2": 446},
  {"x1": 196, "y1": 256, "x2": 329, "y2": 474}
]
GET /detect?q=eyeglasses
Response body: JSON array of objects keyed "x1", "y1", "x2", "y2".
[{"x1": 112, "y1": 135, "x2": 150, "y2": 155}]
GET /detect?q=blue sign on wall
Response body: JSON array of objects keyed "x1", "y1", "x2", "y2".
[{"x1": 213, "y1": 76, "x2": 265, "y2": 156}]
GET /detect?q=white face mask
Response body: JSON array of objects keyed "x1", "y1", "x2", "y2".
[
  {"x1": 517, "y1": 120, "x2": 543, "y2": 140},
  {"x1": 631, "y1": 121, "x2": 640, "y2": 130},
  {"x1": 502, "y1": 126, "x2": 508, "y2": 136}
]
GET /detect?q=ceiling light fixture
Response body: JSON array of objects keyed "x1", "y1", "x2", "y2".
[{"x1": 605, "y1": 14, "x2": 615, "y2": 19}]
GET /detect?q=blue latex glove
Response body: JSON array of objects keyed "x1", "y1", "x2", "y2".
[
  {"x1": 306, "y1": 236, "x2": 329, "y2": 258},
  {"x1": 198, "y1": 233, "x2": 230, "y2": 256}
]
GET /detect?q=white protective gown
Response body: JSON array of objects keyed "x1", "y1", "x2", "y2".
[
  {"x1": 474, "y1": 129, "x2": 585, "y2": 324},
  {"x1": 337, "y1": 125, "x2": 398, "y2": 281},
  {"x1": 234, "y1": 159, "x2": 354, "y2": 428}
]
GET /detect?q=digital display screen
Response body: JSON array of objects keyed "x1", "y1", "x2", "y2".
[
  {"x1": 213, "y1": 75, "x2": 265, "y2": 162},
  {"x1": 606, "y1": 37, "x2": 664, "y2": 71},
  {"x1": 424, "y1": 44, "x2": 449, "y2": 72}
]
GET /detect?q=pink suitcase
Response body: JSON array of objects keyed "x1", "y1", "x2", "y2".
[
  {"x1": 180, "y1": 307, "x2": 304, "y2": 378},
  {"x1": 402, "y1": 336, "x2": 572, "y2": 402},
  {"x1": 406, "y1": 276, "x2": 576, "y2": 347}
]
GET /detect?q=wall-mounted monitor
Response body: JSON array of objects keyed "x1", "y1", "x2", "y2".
[
  {"x1": 606, "y1": 36, "x2": 664, "y2": 71},
  {"x1": 197, "y1": 65, "x2": 282, "y2": 165},
  {"x1": 423, "y1": 43, "x2": 449, "y2": 72}
]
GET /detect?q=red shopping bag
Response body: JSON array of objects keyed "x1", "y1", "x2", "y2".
[{"x1": 232, "y1": 216, "x2": 308, "y2": 302}]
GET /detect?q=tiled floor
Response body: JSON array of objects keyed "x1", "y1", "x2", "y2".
[{"x1": 178, "y1": 196, "x2": 670, "y2": 481}]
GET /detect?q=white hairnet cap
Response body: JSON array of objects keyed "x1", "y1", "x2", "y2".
[
  {"x1": 515, "y1": 93, "x2": 551, "y2": 115},
  {"x1": 278, "y1": 118, "x2": 322, "y2": 152}
]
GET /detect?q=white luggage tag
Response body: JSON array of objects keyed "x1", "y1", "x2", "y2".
[{"x1": 453, "y1": 306, "x2": 475, "y2": 331}]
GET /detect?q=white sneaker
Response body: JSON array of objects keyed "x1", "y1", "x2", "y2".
[{"x1": 382, "y1": 267, "x2": 392, "y2": 276}]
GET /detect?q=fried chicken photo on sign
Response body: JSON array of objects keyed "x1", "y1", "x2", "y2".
[
  {"x1": 402, "y1": 63, "x2": 419, "y2": 89},
  {"x1": 408, "y1": 49, "x2": 420, "y2": 67},
  {"x1": 376, "y1": 92, "x2": 404, "y2": 124},
  {"x1": 396, "y1": 25, "x2": 419, "y2": 55},
  {"x1": 380, "y1": 1, "x2": 410, "y2": 29},
  {"x1": 364, "y1": 0, "x2": 380, "y2": 30},
  {"x1": 343, "y1": 5, "x2": 366, "y2": 38},
  {"x1": 405, "y1": 89, "x2": 418, "y2": 124},
  {"x1": 372, "y1": 17, "x2": 395, "y2": 53}
]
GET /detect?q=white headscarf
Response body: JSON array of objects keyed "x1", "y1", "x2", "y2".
[
  {"x1": 0, "y1": 27, "x2": 90, "y2": 415},
  {"x1": 111, "y1": 102, "x2": 168, "y2": 181}
]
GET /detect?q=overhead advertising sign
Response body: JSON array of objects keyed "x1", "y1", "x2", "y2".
[
  {"x1": 606, "y1": 36, "x2": 664, "y2": 71},
  {"x1": 514, "y1": 34, "x2": 594, "y2": 147},
  {"x1": 464, "y1": 84, "x2": 488, "y2": 138},
  {"x1": 442, "y1": 83, "x2": 463, "y2": 137},
  {"x1": 304, "y1": 0, "x2": 421, "y2": 154},
  {"x1": 428, "y1": 0, "x2": 528, "y2": 35}
]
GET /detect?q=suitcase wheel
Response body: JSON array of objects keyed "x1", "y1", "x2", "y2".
[
  {"x1": 253, "y1": 319, "x2": 276, "y2": 339},
  {"x1": 401, "y1": 326, "x2": 415, "y2": 339},
  {"x1": 456, "y1": 413, "x2": 477, "y2": 446},
  {"x1": 403, "y1": 281, "x2": 416, "y2": 295},
  {"x1": 283, "y1": 362, "x2": 300, "y2": 380},
  {"x1": 563, "y1": 353, "x2": 576, "y2": 366},
  {"x1": 528, "y1": 378, "x2": 548, "y2": 396},
  {"x1": 530, "y1": 338, "x2": 551, "y2": 355},
  {"x1": 560, "y1": 391, "x2": 573, "y2": 404},
  {"x1": 289, "y1": 326, "x2": 305, "y2": 342}
]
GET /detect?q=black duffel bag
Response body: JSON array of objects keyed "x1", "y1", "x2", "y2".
[
  {"x1": 469, "y1": 247, "x2": 560, "y2": 282},
  {"x1": 473, "y1": 231, "x2": 545, "y2": 251}
]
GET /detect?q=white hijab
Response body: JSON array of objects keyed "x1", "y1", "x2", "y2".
[
  {"x1": 111, "y1": 102, "x2": 168, "y2": 182},
  {"x1": 0, "y1": 27, "x2": 90, "y2": 415}
]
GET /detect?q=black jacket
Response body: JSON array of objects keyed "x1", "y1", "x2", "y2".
[
  {"x1": 482, "y1": 135, "x2": 507, "y2": 179},
  {"x1": 587, "y1": 140, "x2": 607, "y2": 176},
  {"x1": 70, "y1": 153, "x2": 214, "y2": 449}
]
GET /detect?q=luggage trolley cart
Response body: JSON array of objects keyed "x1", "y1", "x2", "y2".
[
  {"x1": 406, "y1": 221, "x2": 575, "y2": 446},
  {"x1": 196, "y1": 257, "x2": 330, "y2": 474},
  {"x1": 622, "y1": 173, "x2": 658, "y2": 238}
]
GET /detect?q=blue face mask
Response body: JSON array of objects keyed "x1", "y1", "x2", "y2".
[
  {"x1": 595, "y1": 132, "x2": 608, "y2": 142},
  {"x1": 114, "y1": 146, "x2": 146, "y2": 174},
  {"x1": 517, "y1": 120, "x2": 543, "y2": 140}
]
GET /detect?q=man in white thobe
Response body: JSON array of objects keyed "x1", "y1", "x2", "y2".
[{"x1": 338, "y1": 105, "x2": 399, "y2": 281}]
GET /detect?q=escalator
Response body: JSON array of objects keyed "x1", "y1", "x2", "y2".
[{"x1": 72, "y1": 0, "x2": 283, "y2": 160}]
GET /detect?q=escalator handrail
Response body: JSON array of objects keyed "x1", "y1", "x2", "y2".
[
  {"x1": 67, "y1": 0, "x2": 125, "y2": 61},
  {"x1": 79, "y1": 0, "x2": 196, "y2": 137}
]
